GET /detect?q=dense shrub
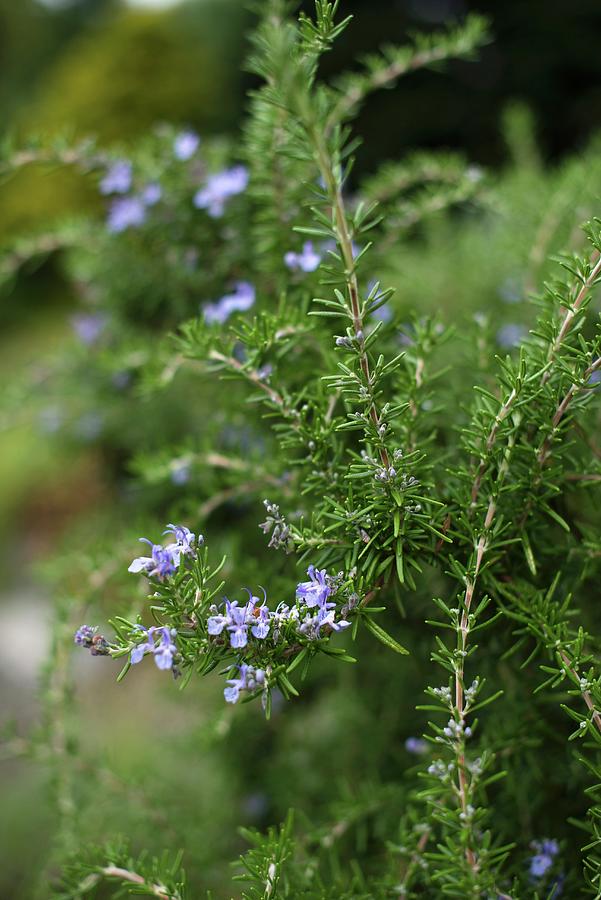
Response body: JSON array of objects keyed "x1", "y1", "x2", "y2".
[{"x1": 2, "y1": 3, "x2": 601, "y2": 897}]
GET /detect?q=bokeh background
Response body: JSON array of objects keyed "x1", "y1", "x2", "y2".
[{"x1": 2, "y1": 0, "x2": 601, "y2": 896}]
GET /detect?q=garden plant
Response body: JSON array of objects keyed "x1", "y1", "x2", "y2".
[{"x1": 2, "y1": 2, "x2": 601, "y2": 897}]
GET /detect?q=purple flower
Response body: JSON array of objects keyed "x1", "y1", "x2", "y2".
[
  {"x1": 224, "y1": 664, "x2": 265, "y2": 704},
  {"x1": 130, "y1": 625, "x2": 176, "y2": 671},
  {"x1": 100, "y1": 160, "x2": 132, "y2": 195},
  {"x1": 107, "y1": 196, "x2": 146, "y2": 233},
  {"x1": 174, "y1": 130, "x2": 200, "y2": 161},
  {"x1": 71, "y1": 313, "x2": 107, "y2": 345},
  {"x1": 496, "y1": 323, "x2": 526, "y2": 349},
  {"x1": 170, "y1": 461, "x2": 191, "y2": 485},
  {"x1": 541, "y1": 840, "x2": 559, "y2": 856},
  {"x1": 227, "y1": 601, "x2": 250, "y2": 649},
  {"x1": 203, "y1": 281, "x2": 255, "y2": 324},
  {"x1": 529, "y1": 854, "x2": 553, "y2": 878},
  {"x1": 141, "y1": 182, "x2": 162, "y2": 206},
  {"x1": 529, "y1": 838, "x2": 559, "y2": 880},
  {"x1": 130, "y1": 625, "x2": 156, "y2": 664},
  {"x1": 74, "y1": 625, "x2": 96, "y2": 646},
  {"x1": 153, "y1": 627, "x2": 176, "y2": 670},
  {"x1": 498, "y1": 276, "x2": 522, "y2": 304},
  {"x1": 207, "y1": 591, "x2": 272, "y2": 647},
  {"x1": 193, "y1": 165, "x2": 249, "y2": 217},
  {"x1": 270, "y1": 602, "x2": 298, "y2": 639},
  {"x1": 315, "y1": 606, "x2": 350, "y2": 634},
  {"x1": 112, "y1": 370, "x2": 131, "y2": 390},
  {"x1": 372, "y1": 303, "x2": 392, "y2": 323},
  {"x1": 207, "y1": 599, "x2": 250, "y2": 648},
  {"x1": 296, "y1": 565, "x2": 331, "y2": 609},
  {"x1": 207, "y1": 610, "x2": 230, "y2": 636},
  {"x1": 405, "y1": 737, "x2": 428, "y2": 755},
  {"x1": 251, "y1": 607, "x2": 271, "y2": 639},
  {"x1": 163, "y1": 524, "x2": 197, "y2": 556},
  {"x1": 129, "y1": 524, "x2": 198, "y2": 578},
  {"x1": 246, "y1": 590, "x2": 270, "y2": 639},
  {"x1": 284, "y1": 241, "x2": 322, "y2": 273},
  {"x1": 74, "y1": 625, "x2": 109, "y2": 655},
  {"x1": 588, "y1": 366, "x2": 601, "y2": 386},
  {"x1": 128, "y1": 539, "x2": 178, "y2": 579}
]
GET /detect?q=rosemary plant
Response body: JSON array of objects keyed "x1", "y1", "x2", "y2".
[{"x1": 2, "y1": 2, "x2": 601, "y2": 897}]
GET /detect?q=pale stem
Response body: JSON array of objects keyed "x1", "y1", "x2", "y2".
[
  {"x1": 312, "y1": 131, "x2": 391, "y2": 469},
  {"x1": 455, "y1": 422, "x2": 516, "y2": 869},
  {"x1": 541, "y1": 250, "x2": 601, "y2": 386}
]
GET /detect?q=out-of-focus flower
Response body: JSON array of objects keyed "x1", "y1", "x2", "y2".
[
  {"x1": 405, "y1": 737, "x2": 428, "y2": 755},
  {"x1": 170, "y1": 460, "x2": 191, "y2": 485},
  {"x1": 529, "y1": 838, "x2": 559, "y2": 880},
  {"x1": 100, "y1": 159, "x2": 132, "y2": 195},
  {"x1": 372, "y1": 303, "x2": 392, "y2": 323},
  {"x1": 74, "y1": 412, "x2": 104, "y2": 442},
  {"x1": 194, "y1": 165, "x2": 249, "y2": 217},
  {"x1": 112, "y1": 371, "x2": 132, "y2": 390},
  {"x1": 203, "y1": 281, "x2": 255, "y2": 324},
  {"x1": 588, "y1": 366, "x2": 601, "y2": 386},
  {"x1": 284, "y1": 241, "x2": 322, "y2": 272},
  {"x1": 141, "y1": 182, "x2": 162, "y2": 205},
  {"x1": 107, "y1": 196, "x2": 146, "y2": 233},
  {"x1": 498, "y1": 276, "x2": 522, "y2": 304},
  {"x1": 496, "y1": 323, "x2": 527, "y2": 349},
  {"x1": 174, "y1": 131, "x2": 200, "y2": 161},
  {"x1": 71, "y1": 313, "x2": 107, "y2": 345}
]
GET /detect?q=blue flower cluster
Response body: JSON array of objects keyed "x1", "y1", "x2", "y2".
[
  {"x1": 100, "y1": 158, "x2": 163, "y2": 234},
  {"x1": 529, "y1": 838, "x2": 559, "y2": 879},
  {"x1": 99, "y1": 135, "x2": 250, "y2": 236},
  {"x1": 203, "y1": 281, "x2": 255, "y2": 325},
  {"x1": 193, "y1": 165, "x2": 249, "y2": 217},
  {"x1": 130, "y1": 625, "x2": 177, "y2": 671},
  {"x1": 173, "y1": 130, "x2": 200, "y2": 161},
  {"x1": 284, "y1": 240, "x2": 322, "y2": 273},
  {"x1": 70, "y1": 312, "x2": 107, "y2": 345},
  {"x1": 207, "y1": 566, "x2": 350, "y2": 705},
  {"x1": 224, "y1": 664, "x2": 266, "y2": 704},
  {"x1": 74, "y1": 625, "x2": 109, "y2": 656},
  {"x1": 99, "y1": 159, "x2": 132, "y2": 195},
  {"x1": 496, "y1": 323, "x2": 527, "y2": 349},
  {"x1": 128, "y1": 524, "x2": 200, "y2": 580},
  {"x1": 283, "y1": 239, "x2": 361, "y2": 275}
]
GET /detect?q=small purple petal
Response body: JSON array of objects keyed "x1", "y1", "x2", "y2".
[
  {"x1": 194, "y1": 165, "x2": 248, "y2": 218},
  {"x1": 106, "y1": 197, "x2": 146, "y2": 233},
  {"x1": 174, "y1": 131, "x2": 200, "y2": 161},
  {"x1": 100, "y1": 160, "x2": 132, "y2": 195}
]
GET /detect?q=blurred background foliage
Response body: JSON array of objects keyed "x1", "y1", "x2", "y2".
[{"x1": 1, "y1": 1, "x2": 601, "y2": 897}]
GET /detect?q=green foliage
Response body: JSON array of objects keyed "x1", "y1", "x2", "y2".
[{"x1": 1, "y1": 2, "x2": 601, "y2": 898}]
